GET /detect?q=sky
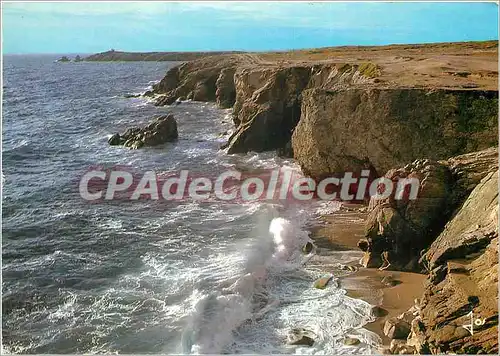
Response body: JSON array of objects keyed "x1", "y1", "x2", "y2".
[{"x1": 2, "y1": 1, "x2": 499, "y2": 54}]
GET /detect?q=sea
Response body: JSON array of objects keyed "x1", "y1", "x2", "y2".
[{"x1": 2, "y1": 54, "x2": 379, "y2": 354}]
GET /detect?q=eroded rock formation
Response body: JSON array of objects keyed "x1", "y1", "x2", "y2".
[
  {"x1": 108, "y1": 114, "x2": 178, "y2": 149},
  {"x1": 151, "y1": 42, "x2": 497, "y2": 178},
  {"x1": 293, "y1": 89, "x2": 498, "y2": 180},
  {"x1": 361, "y1": 147, "x2": 497, "y2": 271},
  {"x1": 361, "y1": 147, "x2": 498, "y2": 354}
]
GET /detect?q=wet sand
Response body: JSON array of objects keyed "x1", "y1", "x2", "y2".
[{"x1": 310, "y1": 203, "x2": 427, "y2": 348}]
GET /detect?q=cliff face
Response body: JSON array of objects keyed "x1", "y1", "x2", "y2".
[
  {"x1": 293, "y1": 89, "x2": 498, "y2": 179},
  {"x1": 362, "y1": 148, "x2": 498, "y2": 354},
  {"x1": 152, "y1": 55, "x2": 242, "y2": 106},
  {"x1": 148, "y1": 41, "x2": 499, "y2": 354},
  {"x1": 413, "y1": 172, "x2": 498, "y2": 354},
  {"x1": 152, "y1": 42, "x2": 498, "y2": 177}
]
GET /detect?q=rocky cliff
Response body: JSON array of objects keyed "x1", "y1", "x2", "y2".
[
  {"x1": 149, "y1": 41, "x2": 498, "y2": 354},
  {"x1": 152, "y1": 41, "x2": 498, "y2": 177},
  {"x1": 294, "y1": 88, "x2": 498, "y2": 179},
  {"x1": 362, "y1": 147, "x2": 498, "y2": 354}
]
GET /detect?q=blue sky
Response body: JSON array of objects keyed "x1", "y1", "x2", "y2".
[{"x1": 2, "y1": 1, "x2": 499, "y2": 54}]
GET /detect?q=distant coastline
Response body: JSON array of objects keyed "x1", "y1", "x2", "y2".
[{"x1": 83, "y1": 49, "x2": 245, "y2": 62}]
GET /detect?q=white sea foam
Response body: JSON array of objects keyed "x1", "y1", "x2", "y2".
[{"x1": 179, "y1": 215, "x2": 377, "y2": 354}]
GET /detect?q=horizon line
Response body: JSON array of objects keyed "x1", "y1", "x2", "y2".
[{"x1": 3, "y1": 38, "x2": 499, "y2": 56}]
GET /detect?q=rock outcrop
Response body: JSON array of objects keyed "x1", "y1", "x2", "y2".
[
  {"x1": 224, "y1": 66, "x2": 312, "y2": 153},
  {"x1": 361, "y1": 159, "x2": 454, "y2": 270},
  {"x1": 108, "y1": 114, "x2": 178, "y2": 149},
  {"x1": 216, "y1": 67, "x2": 237, "y2": 108},
  {"x1": 150, "y1": 41, "x2": 497, "y2": 166},
  {"x1": 292, "y1": 88, "x2": 498, "y2": 180},
  {"x1": 361, "y1": 147, "x2": 497, "y2": 271},
  {"x1": 361, "y1": 148, "x2": 498, "y2": 354},
  {"x1": 152, "y1": 55, "x2": 243, "y2": 106},
  {"x1": 56, "y1": 56, "x2": 70, "y2": 62}
]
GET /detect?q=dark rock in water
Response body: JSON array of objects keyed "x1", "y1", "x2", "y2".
[
  {"x1": 74, "y1": 55, "x2": 82, "y2": 62},
  {"x1": 124, "y1": 93, "x2": 141, "y2": 98},
  {"x1": 108, "y1": 114, "x2": 178, "y2": 149},
  {"x1": 302, "y1": 242, "x2": 313, "y2": 254},
  {"x1": 155, "y1": 94, "x2": 176, "y2": 106},
  {"x1": 143, "y1": 90, "x2": 154, "y2": 97},
  {"x1": 384, "y1": 317, "x2": 410, "y2": 339},
  {"x1": 344, "y1": 337, "x2": 361, "y2": 346},
  {"x1": 108, "y1": 133, "x2": 122, "y2": 146},
  {"x1": 371, "y1": 305, "x2": 389, "y2": 318},
  {"x1": 287, "y1": 328, "x2": 315, "y2": 346},
  {"x1": 57, "y1": 56, "x2": 70, "y2": 62}
]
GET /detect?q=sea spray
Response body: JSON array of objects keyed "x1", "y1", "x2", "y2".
[{"x1": 181, "y1": 215, "x2": 312, "y2": 354}]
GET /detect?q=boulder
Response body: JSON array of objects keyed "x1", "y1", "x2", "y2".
[
  {"x1": 344, "y1": 337, "x2": 361, "y2": 346},
  {"x1": 287, "y1": 328, "x2": 315, "y2": 346},
  {"x1": 108, "y1": 133, "x2": 122, "y2": 146},
  {"x1": 384, "y1": 317, "x2": 411, "y2": 339},
  {"x1": 154, "y1": 94, "x2": 176, "y2": 106},
  {"x1": 313, "y1": 274, "x2": 333, "y2": 289},
  {"x1": 371, "y1": 306, "x2": 389, "y2": 318},
  {"x1": 390, "y1": 339, "x2": 416, "y2": 354},
  {"x1": 108, "y1": 114, "x2": 178, "y2": 149},
  {"x1": 302, "y1": 242, "x2": 314, "y2": 254},
  {"x1": 381, "y1": 275, "x2": 402, "y2": 287}
]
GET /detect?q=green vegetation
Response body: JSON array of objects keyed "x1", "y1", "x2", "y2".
[{"x1": 358, "y1": 62, "x2": 380, "y2": 78}]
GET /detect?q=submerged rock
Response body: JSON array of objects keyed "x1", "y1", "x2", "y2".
[
  {"x1": 313, "y1": 274, "x2": 333, "y2": 289},
  {"x1": 344, "y1": 337, "x2": 361, "y2": 346},
  {"x1": 287, "y1": 328, "x2": 315, "y2": 346},
  {"x1": 371, "y1": 306, "x2": 389, "y2": 318},
  {"x1": 302, "y1": 242, "x2": 314, "y2": 254},
  {"x1": 381, "y1": 275, "x2": 401, "y2": 287},
  {"x1": 108, "y1": 114, "x2": 178, "y2": 149}
]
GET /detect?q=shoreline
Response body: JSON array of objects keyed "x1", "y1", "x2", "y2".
[{"x1": 309, "y1": 203, "x2": 426, "y2": 352}]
